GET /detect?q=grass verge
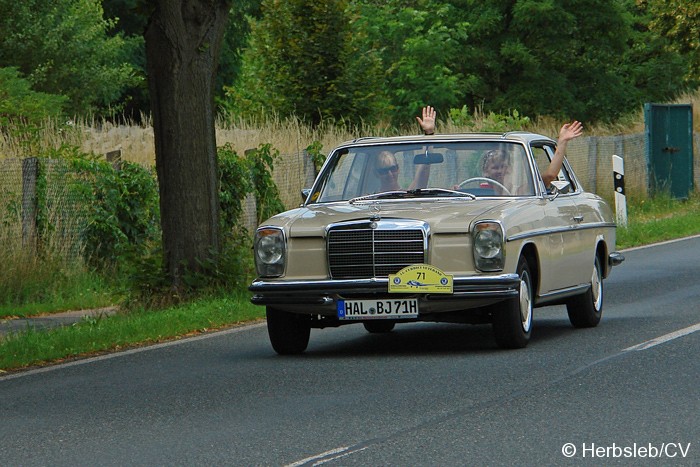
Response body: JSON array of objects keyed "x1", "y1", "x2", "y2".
[
  {"x1": 0, "y1": 294, "x2": 263, "y2": 372},
  {"x1": 0, "y1": 270, "x2": 118, "y2": 319},
  {"x1": 616, "y1": 193, "x2": 700, "y2": 249},
  {"x1": 2, "y1": 193, "x2": 700, "y2": 373}
]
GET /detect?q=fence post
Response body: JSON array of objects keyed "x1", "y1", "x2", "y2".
[
  {"x1": 21, "y1": 157, "x2": 38, "y2": 249},
  {"x1": 613, "y1": 155, "x2": 627, "y2": 227},
  {"x1": 588, "y1": 137, "x2": 598, "y2": 193},
  {"x1": 105, "y1": 149, "x2": 122, "y2": 169}
]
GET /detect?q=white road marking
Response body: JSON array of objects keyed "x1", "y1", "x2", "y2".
[
  {"x1": 624, "y1": 322, "x2": 700, "y2": 352},
  {"x1": 311, "y1": 447, "x2": 369, "y2": 465},
  {"x1": 284, "y1": 447, "x2": 351, "y2": 467},
  {"x1": 288, "y1": 322, "x2": 700, "y2": 466}
]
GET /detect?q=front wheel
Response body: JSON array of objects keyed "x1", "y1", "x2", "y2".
[
  {"x1": 566, "y1": 255, "x2": 603, "y2": 328},
  {"x1": 492, "y1": 256, "x2": 533, "y2": 349},
  {"x1": 266, "y1": 307, "x2": 311, "y2": 355}
]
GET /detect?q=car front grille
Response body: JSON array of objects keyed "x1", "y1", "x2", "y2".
[{"x1": 327, "y1": 221, "x2": 427, "y2": 279}]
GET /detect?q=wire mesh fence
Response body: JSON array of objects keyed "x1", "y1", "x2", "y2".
[{"x1": 0, "y1": 158, "x2": 91, "y2": 260}]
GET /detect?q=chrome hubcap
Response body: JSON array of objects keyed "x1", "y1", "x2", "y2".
[
  {"x1": 520, "y1": 271, "x2": 532, "y2": 332},
  {"x1": 592, "y1": 261, "x2": 602, "y2": 311}
]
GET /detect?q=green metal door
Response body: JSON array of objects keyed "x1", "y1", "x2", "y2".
[{"x1": 644, "y1": 103, "x2": 694, "y2": 199}]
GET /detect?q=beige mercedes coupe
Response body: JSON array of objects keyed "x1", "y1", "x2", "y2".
[{"x1": 250, "y1": 133, "x2": 624, "y2": 354}]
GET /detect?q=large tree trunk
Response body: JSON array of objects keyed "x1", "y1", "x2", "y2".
[{"x1": 145, "y1": 1, "x2": 231, "y2": 286}]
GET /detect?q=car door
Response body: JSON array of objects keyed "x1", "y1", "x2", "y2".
[{"x1": 531, "y1": 144, "x2": 590, "y2": 295}]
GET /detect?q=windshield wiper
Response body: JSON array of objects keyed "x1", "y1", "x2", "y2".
[
  {"x1": 349, "y1": 188, "x2": 475, "y2": 204},
  {"x1": 406, "y1": 188, "x2": 476, "y2": 199},
  {"x1": 349, "y1": 190, "x2": 408, "y2": 203}
]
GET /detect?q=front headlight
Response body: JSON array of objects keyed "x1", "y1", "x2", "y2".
[
  {"x1": 472, "y1": 221, "x2": 505, "y2": 271},
  {"x1": 254, "y1": 227, "x2": 286, "y2": 277}
]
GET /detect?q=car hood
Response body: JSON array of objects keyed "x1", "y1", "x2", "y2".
[{"x1": 263, "y1": 199, "x2": 513, "y2": 237}]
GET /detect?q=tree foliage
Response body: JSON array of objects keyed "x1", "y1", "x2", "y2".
[
  {"x1": 0, "y1": 0, "x2": 141, "y2": 116},
  {"x1": 227, "y1": 0, "x2": 697, "y2": 124},
  {"x1": 102, "y1": 0, "x2": 260, "y2": 120},
  {"x1": 0, "y1": 68, "x2": 68, "y2": 126},
  {"x1": 1, "y1": 0, "x2": 696, "y2": 125},
  {"x1": 638, "y1": 0, "x2": 700, "y2": 88},
  {"x1": 226, "y1": 0, "x2": 390, "y2": 126}
]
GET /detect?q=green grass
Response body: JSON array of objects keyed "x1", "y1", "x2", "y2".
[
  {"x1": 0, "y1": 294, "x2": 263, "y2": 371},
  {"x1": 0, "y1": 246, "x2": 121, "y2": 319},
  {"x1": 2, "y1": 193, "x2": 700, "y2": 373},
  {"x1": 0, "y1": 271, "x2": 118, "y2": 319},
  {"x1": 616, "y1": 193, "x2": 700, "y2": 249}
]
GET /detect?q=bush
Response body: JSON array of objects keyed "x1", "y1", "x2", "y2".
[{"x1": 66, "y1": 153, "x2": 160, "y2": 266}]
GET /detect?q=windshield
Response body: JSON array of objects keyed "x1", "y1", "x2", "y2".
[{"x1": 309, "y1": 142, "x2": 535, "y2": 203}]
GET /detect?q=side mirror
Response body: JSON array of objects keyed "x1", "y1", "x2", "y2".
[
  {"x1": 548, "y1": 180, "x2": 571, "y2": 200},
  {"x1": 301, "y1": 188, "x2": 311, "y2": 204}
]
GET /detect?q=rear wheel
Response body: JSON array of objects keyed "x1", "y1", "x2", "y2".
[
  {"x1": 266, "y1": 307, "x2": 310, "y2": 355},
  {"x1": 363, "y1": 321, "x2": 396, "y2": 333},
  {"x1": 492, "y1": 256, "x2": 533, "y2": 349},
  {"x1": 567, "y1": 255, "x2": 603, "y2": 328}
]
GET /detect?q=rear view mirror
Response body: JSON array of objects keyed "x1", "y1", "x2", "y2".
[{"x1": 414, "y1": 152, "x2": 444, "y2": 165}]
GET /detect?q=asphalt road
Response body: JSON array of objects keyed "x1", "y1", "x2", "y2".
[{"x1": 1, "y1": 237, "x2": 699, "y2": 466}]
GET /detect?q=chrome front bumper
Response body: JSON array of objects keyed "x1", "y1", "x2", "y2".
[{"x1": 249, "y1": 273, "x2": 521, "y2": 308}]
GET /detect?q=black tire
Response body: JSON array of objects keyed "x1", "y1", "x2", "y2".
[
  {"x1": 567, "y1": 255, "x2": 603, "y2": 328},
  {"x1": 363, "y1": 321, "x2": 396, "y2": 333},
  {"x1": 266, "y1": 307, "x2": 311, "y2": 355},
  {"x1": 492, "y1": 256, "x2": 533, "y2": 349}
]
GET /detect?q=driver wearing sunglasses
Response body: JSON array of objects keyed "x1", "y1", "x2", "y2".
[{"x1": 375, "y1": 150, "x2": 430, "y2": 192}]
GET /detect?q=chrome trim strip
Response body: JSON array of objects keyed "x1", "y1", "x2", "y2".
[
  {"x1": 536, "y1": 283, "x2": 589, "y2": 305},
  {"x1": 507, "y1": 222, "x2": 617, "y2": 242}
]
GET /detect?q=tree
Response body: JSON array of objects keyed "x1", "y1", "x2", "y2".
[
  {"x1": 230, "y1": 0, "x2": 349, "y2": 126},
  {"x1": 231, "y1": 0, "x2": 695, "y2": 125},
  {"x1": 0, "y1": 67, "x2": 67, "y2": 125},
  {"x1": 227, "y1": 0, "x2": 392, "y2": 126},
  {"x1": 637, "y1": 0, "x2": 700, "y2": 88},
  {"x1": 356, "y1": 1, "x2": 466, "y2": 124},
  {"x1": 145, "y1": 0, "x2": 232, "y2": 286},
  {"x1": 0, "y1": 0, "x2": 140, "y2": 116},
  {"x1": 103, "y1": 0, "x2": 261, "y2": 120}
]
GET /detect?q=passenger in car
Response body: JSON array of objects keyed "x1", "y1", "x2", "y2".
[
  {"x1": 480, "y1": 149, "x2": 512, "y2": 194},
  {"x1": 541, "y1": 120, "x2": 583, "y2": 188},
  {"x1": 416, "y1": 106, "x2": 583, "y2": 191}
]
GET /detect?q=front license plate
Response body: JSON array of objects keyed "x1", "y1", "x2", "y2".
[{"x1": 337, "y1": 299, "x2": 419, "y2": 320}]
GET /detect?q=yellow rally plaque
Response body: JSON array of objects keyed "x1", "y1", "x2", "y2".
[{"x1": 388, "y1": 264, "x2": 453, "y2": 294}]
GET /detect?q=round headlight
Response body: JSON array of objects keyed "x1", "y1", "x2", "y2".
[
  {"x1": 256, "y1": 232, "x2": 284, "y2": 264},
  {"x1": 474, "y1": 229, "x2": 502, "y2": 259},
  {"x1": 472, "y1": 221, "x2": 505, "y2": 272}
]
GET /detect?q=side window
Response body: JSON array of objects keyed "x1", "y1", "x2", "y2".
[
  {"x1": 317, "y1": 151, "x2": 365, "y2": 202},
  {"x1": 531, "y1": 144, "x2": 576, "y2": 191},
  {"x1": 531, "y1": 146, "x2": 550, "y2": 178}
]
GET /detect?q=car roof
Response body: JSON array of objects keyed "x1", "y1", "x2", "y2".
[{"x1": 338, "y1": 132, "x2": 556, "y2": 148}]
